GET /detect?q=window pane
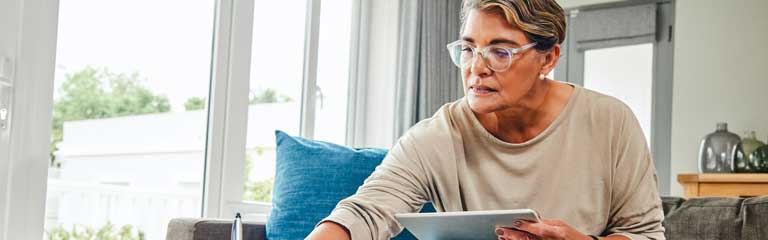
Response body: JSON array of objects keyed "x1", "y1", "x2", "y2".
[
  {"x1": 583, "y1": 43, "x2": 654, "y2": 146},
  {"x1": 243, "y1": 0, "x2": 305, "y2": 203},
  {"x1": 313, "y1": 0, "x2": 353, "y2": 144},
  {"x1": 46, "y1": 0, "x2": 215, "y2": 239}
]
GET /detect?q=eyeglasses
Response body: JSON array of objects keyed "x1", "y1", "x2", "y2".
[{"x1": 446, "y1": 40, "x2": 537, "y2": 72}]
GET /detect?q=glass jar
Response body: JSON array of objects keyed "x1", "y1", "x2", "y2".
[
  {"x1": 733, "y1": 131, "x2": 766, "y2": 173},
  {"x1": 699, "y1": 122, "x2": 741, "y2": 173},
  {"x1": 750, "y1": 144, "x2": 768, "y2": 173}
]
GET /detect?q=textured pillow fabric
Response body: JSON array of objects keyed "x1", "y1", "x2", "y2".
[
  {"x1": 741, "y1": 196, "x2": 768, "y2": 239},
  {"x1": 663, "y1": 197, "x2": 744, "y2": 239},
  {"x1": 267, "y1": 131, "x2": 433, "y2": 240}
]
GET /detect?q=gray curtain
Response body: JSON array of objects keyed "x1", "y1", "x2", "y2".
[{"x1": 393, "y1": 0, "x2": 463, "y2": 139}]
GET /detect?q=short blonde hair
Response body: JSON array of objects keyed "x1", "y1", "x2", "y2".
[{"x1": 461, "y1": 0, "x2": 566, "y2": 51}]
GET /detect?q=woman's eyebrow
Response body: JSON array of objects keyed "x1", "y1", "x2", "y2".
[
  {"x1": 460, "y1": 37, "x2": 520, "y2": 46},
  {"x1": 489, "y1": 38, "x2": 520, "y2": 46}
]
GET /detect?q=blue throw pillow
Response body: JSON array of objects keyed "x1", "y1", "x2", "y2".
[{"x1": 267, "y1": 131, "x2": 434, "y2": 240}]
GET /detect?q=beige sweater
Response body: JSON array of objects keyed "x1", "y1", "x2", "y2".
[{"x1": 323, "y1": 85, "x2": 665, "y2": 240}]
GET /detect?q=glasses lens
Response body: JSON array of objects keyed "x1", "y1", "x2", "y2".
[
  {"x1": 448, "y1": 44, "x2": 462, "y2": 67},
  {"x1": 486, "y1": 46, "x2": 512, "y2": 71},
  {"x1": 459, "y1": 45, "x2": 474, "y2": 67},
  {"x1": 448, "y1": 43, "x2": 474, "y2": 68}
]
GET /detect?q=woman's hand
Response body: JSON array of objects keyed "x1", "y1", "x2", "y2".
[{"x1": 495, "y1": 219, "x2": 593, "y2": 240}]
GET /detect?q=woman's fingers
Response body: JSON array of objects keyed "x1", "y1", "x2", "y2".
[
  {"x1": 541, "y1": 219, "x2": 566, "y2": 226},
  {"x1": 511, "y1": 220, "x2": 567, "y2": 239},
  {"x1": 498, "y1": 219, "x2": 592, "y2": 240},
  {"x1": 531, "y1": 221, "x2": 566, "y2": 237},
  {"x1": 496, "y1": 227, "x2": 536, "y2": 240}
]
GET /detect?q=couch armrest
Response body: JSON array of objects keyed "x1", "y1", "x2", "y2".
[
  {"x1": 167, "y1": 218, "x2": 200, "y2": 240},
  {"x1": 661, "y1": 196, "x2": 685, "y2": 216},
  {"x1": 166, "y1": 218, "x2": 267, "y2": 240}
]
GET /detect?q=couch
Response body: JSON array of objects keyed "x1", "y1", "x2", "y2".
[{"x1": 167, "y1": 195, "x2": 768, "y2": 240}]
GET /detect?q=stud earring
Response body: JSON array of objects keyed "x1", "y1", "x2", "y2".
[{"x1": 538, "y1": 73, "x2": 545, "y2": 80}]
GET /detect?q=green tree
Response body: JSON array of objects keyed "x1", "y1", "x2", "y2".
[
  {"x1": 184, "y1": 97, "x2": 206, "y2": 111},
  {"x1": 249, "y1": 88, "x2": 293, "y2": 104},
  {"x1": 51, "y1": 66, "x2": 171, "y2": 166},
  {"x1": 244, "y1": 178, "x2": 274, "y2": 202},
  {"x1": 243, "y1": 150, "x2": 274, "y2": 202}
]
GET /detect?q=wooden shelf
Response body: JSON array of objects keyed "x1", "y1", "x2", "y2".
[{"x1": 677, "y1": 173, "x2": 768, "y2": 198}]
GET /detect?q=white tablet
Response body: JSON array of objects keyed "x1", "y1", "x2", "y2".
[{"x1": 395, "y1": 209, "x2": 541, "y2": 240}]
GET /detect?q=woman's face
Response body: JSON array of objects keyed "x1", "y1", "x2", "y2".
[{"x1": 461, "y1": 9, "x2": 550, "y2": 114}]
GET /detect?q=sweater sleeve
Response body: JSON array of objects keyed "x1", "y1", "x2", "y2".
[
  {"x1": 320, "y1": 132, "x2": 431, "y2": 240},
  {"x1": 604, "y1": 104, "x2": 666, "y2": 240}
]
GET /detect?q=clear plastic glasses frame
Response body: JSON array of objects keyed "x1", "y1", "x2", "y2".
[{"x1": 446, "y1": 40, "x2": 537, "y2": 72}]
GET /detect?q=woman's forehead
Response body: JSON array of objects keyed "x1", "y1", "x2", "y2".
[{"x1": 461, "y1": 9, "x2": 527, "y2": 45}]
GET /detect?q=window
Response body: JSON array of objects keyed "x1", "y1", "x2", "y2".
[
  {"x1": 1, "y1": 0, "x2": 362, "y2": 237},
  {"x1": 242, "y1": 0, "x2": 305, "y2": 203},
  {"x1": 242, "y1": 0, "x2": 355, "y2": 205},
  {"x1": 45, "y1": 0, "x2": 216, "y2": 239},
  {"x1": 314, "y1": 0, "x2": 354, "y2": 144}
]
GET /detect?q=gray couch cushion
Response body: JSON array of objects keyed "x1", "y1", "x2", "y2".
[
  {"x1": 741, "y1": 196, "x2": 768, "y2": 239},
  {"x1": 664, "y1": 197, "x2": 744, "y2": 239}
]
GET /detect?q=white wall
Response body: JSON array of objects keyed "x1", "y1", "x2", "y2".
[
  {"x1": 670, "y1": 0, "x2": 768, "y2": 196},
  {"x1": 56, "y1": 103, "x2": 299, "y2": 189}
]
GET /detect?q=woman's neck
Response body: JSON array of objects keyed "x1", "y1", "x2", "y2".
[{"x1": 477, "y1": 80, "x2": 572, "y2": 144}]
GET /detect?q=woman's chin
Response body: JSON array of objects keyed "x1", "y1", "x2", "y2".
[{"x1": 467, "y1": 98, "x2": 499, "y2": 114}]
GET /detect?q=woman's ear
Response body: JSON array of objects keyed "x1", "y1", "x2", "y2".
[{"x1": 540, "y1": 44, "x2": 561, "y2": 76}]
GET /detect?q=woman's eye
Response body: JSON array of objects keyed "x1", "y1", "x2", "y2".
[
  {"x1": 491, "y1": 49, "x2": 510, "y2": 58},
  {"x1": 460, "y1": 46, "x2": 473, "y2": 52}
]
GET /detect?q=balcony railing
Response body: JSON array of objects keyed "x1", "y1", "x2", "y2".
[{"x1": 45, "y1": 178, "x2": 201, "y2": 240}]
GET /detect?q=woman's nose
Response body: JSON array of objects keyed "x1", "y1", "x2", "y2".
[{"x1": 470, "y1": 52, "x2": 492, "y2": 76}]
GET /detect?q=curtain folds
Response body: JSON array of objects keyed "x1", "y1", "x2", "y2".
[{"x1": 393, "y1": 0, "x2": 463, "y2": 139}]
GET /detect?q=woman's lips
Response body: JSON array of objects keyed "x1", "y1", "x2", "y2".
[{"x1": 469, "y1": 86, "x2": 497, "y2": 96}]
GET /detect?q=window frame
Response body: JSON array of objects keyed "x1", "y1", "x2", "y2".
[
  {"x1": 0, "y1": 0, "x2": 59, "y2": 238},
  {"x1": 203, "y1": 0, "x2": 255, "y2": 219}
]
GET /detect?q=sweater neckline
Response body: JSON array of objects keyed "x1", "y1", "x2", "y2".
[{"x1": 463, "y1": 83, "x2": 582, "y2": 148}]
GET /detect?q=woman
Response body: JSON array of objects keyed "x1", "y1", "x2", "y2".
[{"x1": 307, "y1": 0, "x2": 665, "y2": 239}]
